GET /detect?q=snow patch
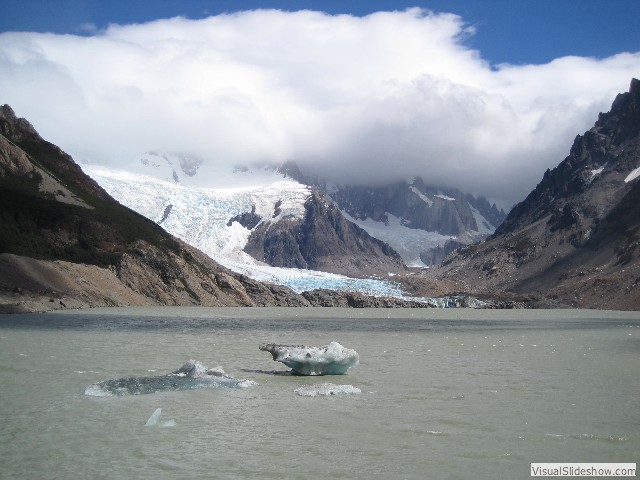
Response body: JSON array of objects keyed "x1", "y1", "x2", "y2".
[
  {"x1": 625, "y1": 166, "x2": 640, "y2": 183},
  {"x1": 342, "y1": 211, "x2": 453, "y2": 268},
  {"x1": 434, "y1": 194, "x2": 455, "y2": 201},
  {"x1": 220, "y1": 257, "x2": 404, "y2": 297},
  {"x1": 469, "y1": 206, "x2": 495, "y2": 235},
  {"x1": 410, "y1": 186, "x2": 433, "y2": 207},
  {"x1": 85, "y1": 166, "x2": 310, "y2": 263}
]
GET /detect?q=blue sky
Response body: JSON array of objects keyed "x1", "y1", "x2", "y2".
[
  {"x1": 2, "y1": 0, "x2": 639, "y2": 65},
  {"x1": 0, "y1": 1, "x2": 639, "y2": 205}
]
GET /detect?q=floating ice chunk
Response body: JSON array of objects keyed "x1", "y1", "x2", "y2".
[
  {"x1": 144, "y1": 408, "x2": 176, "y2": 428},
  {"x1": 294, "y1": 383, "x2": 362, "y2": 397},
  {"x1": 145, "y1": 408, "x2": 162, "y2": 426},
  {"x1": 84, "y1": 360, "x2": 257, "y2": 396},
  {"x1": 259, "y1": 342, "x2": 359, "y2": 375}
]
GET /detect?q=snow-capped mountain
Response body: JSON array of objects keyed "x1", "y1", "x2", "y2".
[
  {"x1": 86, "y1": 151, "x2": 504, "y2": 277},
  {"x1": 324, "y1": 178, "x2": 506, "y2": 267}
]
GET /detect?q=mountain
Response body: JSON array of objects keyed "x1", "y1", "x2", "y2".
[
  {"x1": 431, "y1": 79, "x2": 640, "y2": 310},
  {"x1": 244, "y1": 190, "x2": 406, "y2": 276},
  {"x1": 3, "y1": 105, "x2": 411, "y2": 312},
  {"x1": 326, "y1": 178, "x2": 505, "y2": 267},
  {"x1": 87, "y1": 147, "x2": 503, "y2": 276},
  {"x1": 86, "y1": 159, "x2": 407, "y2": 278},
  {"x1": 278, "y1": 160, "x2": 505, "y2": 266}
]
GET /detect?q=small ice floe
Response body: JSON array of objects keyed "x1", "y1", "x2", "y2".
[
  {"x1": 84, "y1": 360, "x2": 257, "y2": 396},
  {"x1": 144, "y1": 408, "x2": 176, "y2": 428},
  {"x1": 294, "y1": 383, "x2": 362, "y2": 397},
  {"x1": 259, "y1": 341, "x2": 359, "y2": 375}
]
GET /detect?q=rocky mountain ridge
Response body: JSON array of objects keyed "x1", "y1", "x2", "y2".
[
  {"x1": 243, "y1": 189, "x2": 407, "y2": 276},
  {"x1": 430, "y1": 79, "x2": 640, "y2": 310},
  {"x1": 328, "y1": 178, "x2": 505, "y2": 266},
  {"x1": 278, "y1": 161, "x2": 505, "y2": 266}
]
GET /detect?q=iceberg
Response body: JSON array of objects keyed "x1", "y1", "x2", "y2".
[
  {"x1": 84, "y1": 360, "x2": 257, "y2": 396},
  {"x1": 294, "y1": 383, "x2": 362, "y2": 397},
  {"x1": 259, "y1": 341, "x2": 359, "y2": 375}
]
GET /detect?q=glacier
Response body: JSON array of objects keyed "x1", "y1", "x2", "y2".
[
  {"x1": 86, "y1": 166, "x2": 310, "y2": 264},
  {"x1": 85, "y1": 165, "x2": 405, "y2": 298},
  {"x1": 259, "y1": 342, "x2": 359, "y2": 375},
  {"x1": 341, "y1": 211, "x2": 454, "y2": 268},
  {"x1": 84, "y1": 360, "x2": 256, "y2": 396}
]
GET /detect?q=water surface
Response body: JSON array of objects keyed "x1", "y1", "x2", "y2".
[{"x1": 1, "y1": 307, "x2": 638, "y2": 479}]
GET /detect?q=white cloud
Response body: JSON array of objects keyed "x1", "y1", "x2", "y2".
[{"x1": 0, "y1": 8, "x2": 638, "y2": 206}]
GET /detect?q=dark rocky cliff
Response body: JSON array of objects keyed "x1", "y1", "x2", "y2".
[
  {"x1": 243, "y1": 190, "x2": 407, "y2": 276},
  {"x1": 332, "y1": 179, "x2": 494, "y2": 235},
  {"x1": 329, "y1": 178, "x2": 505, "y2": 265},
  {"x1": 432, "y1": 79, "x2": 640, "y2": 310}
]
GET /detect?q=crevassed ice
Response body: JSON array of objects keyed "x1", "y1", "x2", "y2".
[{"x1": 220, "y1": 257, "x2": 405, "y2": 296}]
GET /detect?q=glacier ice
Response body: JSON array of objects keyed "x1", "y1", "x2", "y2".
[
  {"x1": 84, "y1": 360, "x2": 257, "y2": 396},
  {"x1": 341, "y1": 210, "x2": 453, "y2": 268},
  {"x1": 85, "y1": 166, "x2": 405, "y2": 297},
  {"x1": 259, "y1": 342, "x2": 359, "y2": 375},
  {"x1": 222, "y1": 257, "x2": 405, "y2": 296},
  {"x1": 294, "y1": 383, "x2": 362, "y2": 397}
]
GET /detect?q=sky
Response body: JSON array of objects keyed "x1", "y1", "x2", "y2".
[{"x1": 1, "y1": 1, "x2": 639, "y2": 206}]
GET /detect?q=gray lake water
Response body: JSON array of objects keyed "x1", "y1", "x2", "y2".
[{"x1": 1, "y1": 307, "x2": 639, "y2": 479}]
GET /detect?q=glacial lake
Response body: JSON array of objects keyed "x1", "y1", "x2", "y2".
[{"x1": 1, "y1": 307, "x2": 639, "y2": 479}]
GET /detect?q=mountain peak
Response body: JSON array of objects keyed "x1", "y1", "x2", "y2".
[
  {"x1": 608, "y1": 77, "x2": 640, "y2": 116},
  {"x1": 0, "y1": 105, "x2": 41, "y2": 143}
]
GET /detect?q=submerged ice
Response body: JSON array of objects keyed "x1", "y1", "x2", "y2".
[
  {"x1": 259, "y1": 341, "x2": 359, "y2": 375},
  {"x1": 84, "y1": 360, "x2": 257, "y2": 396}
]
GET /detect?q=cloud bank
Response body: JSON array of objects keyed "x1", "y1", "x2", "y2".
[{"x1": 1, "y1": 8, "x2": 639, "y2": 205}]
